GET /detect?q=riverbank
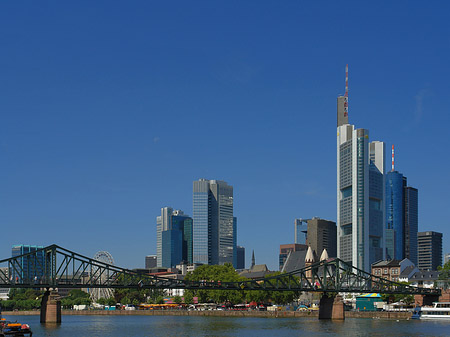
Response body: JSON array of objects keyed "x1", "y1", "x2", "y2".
[{"x1": 2, "y1": 310, "x2": 412, "y2": 319}]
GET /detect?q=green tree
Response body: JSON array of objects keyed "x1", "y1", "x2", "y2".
[
  {"x1": 173, "y1": 295, "x2": 182, "y2": 304},
  {"x1": 438, "y1": 261, "x2": 450, "y2": 280}
]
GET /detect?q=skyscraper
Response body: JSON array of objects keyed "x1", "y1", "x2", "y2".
[
  {"x1": 11, "y1": 245, "x2": 45, "y2": 282},
  {"x1": 404, "y1": 186, "x2": 418, "y2": 264},
  {"x1": 156, "y1": 207, "x2": 193, "y2": 268},
  {"x1": 418, "y1": 231, "x2": 442, "y2": 270},
  {"x1": 193, "y1": 179, "x2": 235, "y2": 266},
  {"x1": 385, "y1": 146, "x2": 418, "y2": 264},
  {"x1": 294, "y1": 219, "x2": 307, "y2": 244},
  {"x1": 337, "y1": 65, "x2": 385, "y2": 272},
  {"x1": 306, "y1": 218, "x2": 337, "y2": 258}
]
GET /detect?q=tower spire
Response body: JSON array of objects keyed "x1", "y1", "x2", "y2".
[
  {"x1": 392, "y1": 144, "x2": 395, "y2": 171},
  {"x1": 344, "y1": 64, "x2": 348, "y2": 118}
]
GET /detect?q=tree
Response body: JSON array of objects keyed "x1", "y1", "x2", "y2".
[
  {"x1": 173, "y1": 295, "x2": 182, "y2": 305},
  {"x1": 438, "y1": 261, "x2": 450, "y2": 280}
]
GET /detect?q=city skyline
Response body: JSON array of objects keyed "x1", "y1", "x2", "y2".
[{"x1": 1, "y1": 2, "x2": 450, "y2": 270}]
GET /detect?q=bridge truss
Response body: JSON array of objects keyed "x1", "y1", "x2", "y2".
[{"x1": 0, "y1": 245, "x2": 440, "y2": 296}]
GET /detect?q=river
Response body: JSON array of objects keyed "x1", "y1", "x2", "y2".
[{"x1": 4, "y1": 314, "x2": 450, "y2": 336}]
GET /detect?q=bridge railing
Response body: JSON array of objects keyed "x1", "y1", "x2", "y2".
[{"x1": 0, "y1": 245, "x2": 441, "y2": 296}]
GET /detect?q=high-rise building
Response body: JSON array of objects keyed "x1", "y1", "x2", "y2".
[
  {"x1": 193, "y1": 179, "x2": 235, "y2": 266},
  {"x1": 145, "y1": 255, "x2": 157, "y2": 269},
  {"x1": 294, "y1": 219, "x2": 307, "y2": 244},
  {"x1": 385, "y1": 170, "x2": 406, "y2": 260},
  {"x1": 236, "y1": 246, "x2": 245, "y2": 269},
  {"x1": 337, "y1": 65, "x2": 385, "y2": 272},
  {"x1": 156, "y1": 208, "x2": 193, "y2": 268},
  {"x1": 404, "y1": 186, "x2": 418, "y2": 265},
  {"x1": 306, "y1": 218, "x2": 337, "y2": 258},
  {"x1": 385, "y1": 146, "x2": 418, "y2": 264},
  {"x1": 11, "y1": 245, "x2": 45, "y2": 282},
  {"x1": 418, "y1": 231, "x2": 442, "y2": 271}
]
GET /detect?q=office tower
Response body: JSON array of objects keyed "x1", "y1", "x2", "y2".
[
  {"x1": 294, "y1": 219, "x2": 307, "y2": 244},
  {"x1": 337, "y1": 65, "x2": 385, "y2": 272},
  {"x1": 404, "y1": 186, "x2": 418, "y2": 265},
  {"x1": 233, "y1": 217, "x2": 238, "y2": 268},
  {"x1": 385, "y1": 146, "x2": 418, "y2": 264},
  {"x1": 156, "y1": 207, "x2": 193, "y2": 268},
  {"x1": 236, "y1": 246, "x2": 245, "y2": 269},
  {"x1": 306, "y1": 218, "x2": 337, "y2": 258},
  {"x1": 145, "y1": 255, "x2": 157, "y2": 269},
  {"x1": 193, "y1": 179, "x2": 235, "y2": 265},
  {"x1": 11, "y1": 245, "x2": 44, "y2": 282},
  {"x1": 418, "y1": 231, "x2": 442, "y2": 271},
  {"x1": 385, "y1": 169, "x2": 405, "y2": 260}
]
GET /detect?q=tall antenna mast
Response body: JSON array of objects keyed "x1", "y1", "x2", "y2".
[
  {"x1": 391, "y1": 144, "x2": 395, "y2": 171},
  {"x1": 344, "y1": 64, "x2": 348, "y2": 117}
]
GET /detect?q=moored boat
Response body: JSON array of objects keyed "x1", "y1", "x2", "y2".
[
  {"x1": 0, "y1": 318, "x2": 32, "y2": 336},
  {"x1": 412, "y1": 302, "x2": 450, "y2": 320}
]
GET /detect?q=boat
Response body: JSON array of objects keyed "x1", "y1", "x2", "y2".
[
  {"x1": 0, "y1": 318, "x2": 32, "y2": 336},
  {"x1": 412, "y1": 302, "x2": 450, "y2": 320}
]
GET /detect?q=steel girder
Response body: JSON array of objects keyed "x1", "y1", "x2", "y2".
[{"x1": 0, "y1": 245, "x2": 441, "y2": 296}]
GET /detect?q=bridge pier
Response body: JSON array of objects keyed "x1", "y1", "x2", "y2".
[
  {"x1": 318, "y1": 294, "x2": 345, "y2": 320},
  {"x1": 40, "y1": 290, "x2": 61, "y2": 324}
]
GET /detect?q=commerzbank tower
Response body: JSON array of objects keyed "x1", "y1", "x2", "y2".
[{"x1": 336, "y1": 65, "x2": 386, "y2": 272}]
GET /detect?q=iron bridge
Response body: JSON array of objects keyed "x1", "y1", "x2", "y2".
[{"x1": 0, "y1": 245, "x2": 440, "y2": 296}]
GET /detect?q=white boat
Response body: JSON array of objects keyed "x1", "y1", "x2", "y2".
[{"x1": 412, "y1": 302, "x2": 450, "y2": 319}]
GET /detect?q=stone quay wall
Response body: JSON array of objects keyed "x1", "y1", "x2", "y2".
[{"x1": 3, "y1": 310, "x2": 411, "y2": 319}]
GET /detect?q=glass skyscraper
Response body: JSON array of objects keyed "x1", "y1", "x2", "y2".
[
  {"x1": 385, "y1": 171, "x2": 405, "y2": 260},
  {"x1": 156, "y1": 207, "x2": 192, "y2": 268},
  {"x1": 193, "y1": 179, "x2": 235, "y2": 266},
  {"x1": 385, "y1": 168, "x2": 418, "y2": 264},
  {"x1": 336, "y1": 68, "x2": 385, "y2": 272},
  {"x1": 11, "y1": 245, "x2": 45, "y2": 283}
]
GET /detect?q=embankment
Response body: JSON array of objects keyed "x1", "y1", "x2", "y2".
[{"x1": 2, "y1": 310, "x2": 411, "y2": 319}]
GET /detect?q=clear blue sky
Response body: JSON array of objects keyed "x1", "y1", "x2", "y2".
[{"x1": 1, "y1": 1, "x2": 449, "y2": 270}]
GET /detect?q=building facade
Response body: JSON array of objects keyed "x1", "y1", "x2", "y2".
[
  {"x1": 279, "y1": 243, "x2": 308, "y2": 270},
  {"x1": 306, "y1": 218, "x2": 337, "y2": 258},
  {"x1": 193, "y1": 179, "x2": 236, "y2": 266},
  {"x1": 418, "y1": 231, "x2": 442, "y2": 271},
  {"x1": 294, "y1": 219, "x2": 307, "y2": 244},
  {"x1": 236, "y1": 246, "x2": 245, "y2": 269},
  {"x1": 385, "y1": 171, "x2": 405, "y2": 260},
  {"x1": 11, "y1": 245, "x2": 45, "y2": 283},
  {"x1": 336, "y1": 67, "x2": 385, "y2": 272},
  {"x1": 156, "y1": 208, "x2": 193, "y2": 268},
  {"x1": 404, "y1": 186, "x2": 418, "y2": 265},
  {"x1": 145, "y1": 255, "x2": 157, "y2": 269}
]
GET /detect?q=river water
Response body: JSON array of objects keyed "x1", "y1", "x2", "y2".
[{"x1": 5, "y1": 314, "x2": 450, "y2": 336}]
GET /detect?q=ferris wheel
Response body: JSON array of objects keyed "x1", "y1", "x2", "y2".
[{"x1": 90, "y1": 251, "x2": 115, "y2": 303}]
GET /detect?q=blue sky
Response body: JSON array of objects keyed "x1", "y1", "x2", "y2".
[{"x1": 1, "y1": 1, "x2": 449, "y2": 270}]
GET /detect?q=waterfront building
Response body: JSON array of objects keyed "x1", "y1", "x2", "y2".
[
  {"x1": 294, "y1": 219, "x2": 307, "y2": 244},
  {"x1": 306, "y1": 218, "x2": 337, "y2": 258},
  {"x1": 418, "y1": 231, "x2": 442, "y2": 271},
  {"x1": 11, "y1": 245, "x2": 45, "y2": 282},
  {"x1": 192, "y1": 179, "x2": 235, "y2": 266},
  {"x1": 279, "y1": 243, "x2": 308, "y2": 270},
  {"x1": 408, "y1": 270, "x2": 439, "y2": 289},
  {"x1": 336, "y1": 66, "x2": 385, "y2": 272},
  {"x1": 236, "y1": 246, "x2": 245, "y2": 269},
  {"x1": 371, "y1": 258, "x2": 415, "y2": 282},
  {"x1": 156, "y1": 207, "x2": 193, "y2": 268},
  {"x1": 145, "y1": 255, "x2": 157, "y2": 269}
]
